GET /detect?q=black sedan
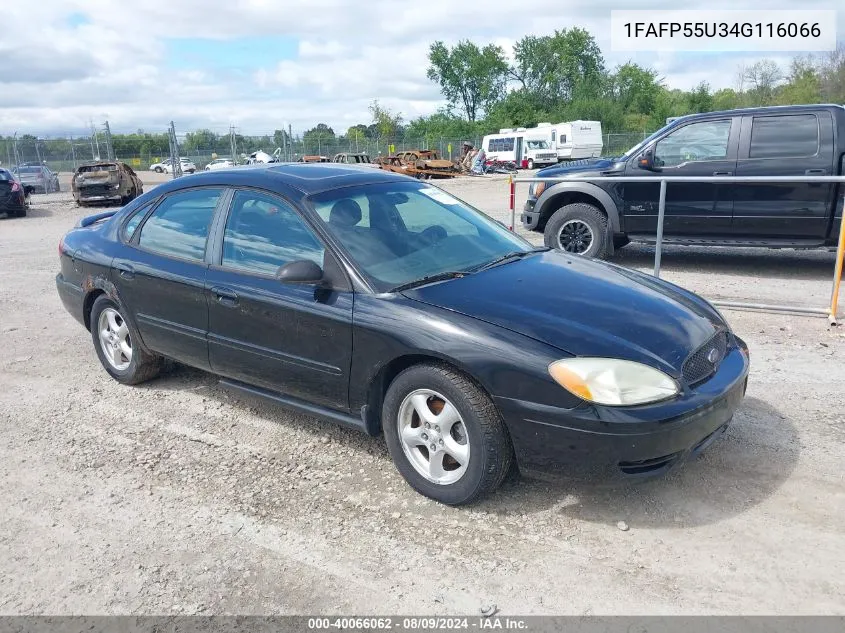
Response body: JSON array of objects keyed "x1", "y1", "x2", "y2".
[
  {"x1": 0, "y1": 168, "x2": 31, "y2": 217},
  {"x1": 56, "y1": 164, "x2": 750, "y2": 505}
]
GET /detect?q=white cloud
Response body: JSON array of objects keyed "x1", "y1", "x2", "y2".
[{"x1": 0, "y1": 0, "x2": 841, "y2": 136}]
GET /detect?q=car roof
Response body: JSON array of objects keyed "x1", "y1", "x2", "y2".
[{"x1": 156, "y1": 163, "x2": 411, "y2": 196}]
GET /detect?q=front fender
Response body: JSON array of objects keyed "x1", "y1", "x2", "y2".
[{"x1": 535, "y1": 181, "x2": 622, "y2": 233}]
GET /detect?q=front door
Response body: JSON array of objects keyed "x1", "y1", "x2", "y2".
[
  {"x1": 205, "y1": 188, "x2": 354, "y2": 411},
  {"x1": 113, "y1": 187, "x2": 225, "y2": 370},
  {"x1": 623, "y1": 117, "x2": 738, "y2": 236}
]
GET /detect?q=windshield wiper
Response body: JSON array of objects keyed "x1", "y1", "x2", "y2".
[
  {"x1": 471, "y1": 247, "x2": 550, "y2": 272},
  {"x1": 390, "y1": 271, "x2": 470, "y2": 293}
]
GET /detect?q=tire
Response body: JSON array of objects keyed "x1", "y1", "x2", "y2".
[
  {"x1": 544, "y1": 202, "x2": 609, "y2": 259},
  {"x1": 90, "y1": 295, "x2": 163, "y2": 385},
  {"x1": 154, "y1": 166, "x2": 163, "y2": 173},
  {"x1": 527, "y1": 158, "x2": 535, "y2": 170},
  {"x1": 382, "y1": 363, "x2": 513, "y2": 506}
]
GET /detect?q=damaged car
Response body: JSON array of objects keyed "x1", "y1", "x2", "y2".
[{"x1": 71, "y1": 161, "x2": 143, "y2": 207}]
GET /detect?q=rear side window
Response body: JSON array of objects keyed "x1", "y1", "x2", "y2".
[
  {"x1": 138, "y1": 188, "x2": 222, "y2": 261},
  {"x1": 749, "y1": 114, "x2": 819, "y2": 159},
  {"x1": 121, "y1": 202, "x2": 153, "y2": 242}
]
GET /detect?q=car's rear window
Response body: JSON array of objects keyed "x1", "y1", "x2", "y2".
[
  {"x1": 19, "y1": 167, "x2": 41, "y2": 174},
  {"x1": 0, "y1": 170, "x2": 13, "y2": 181}
]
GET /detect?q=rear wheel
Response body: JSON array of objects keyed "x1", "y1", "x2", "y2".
[
  {"x1": 527, "y1": 158, "x2": 535, "y2": 170},
  {"x1": 544, "y1": 202, "x2": 609, "y2": 259},
  {"x1": 383, "y1": 363, "x2": 513, "y2": 505},
  {"x1": 90, "y1": 295, "x2": 163, "y2": 385}
]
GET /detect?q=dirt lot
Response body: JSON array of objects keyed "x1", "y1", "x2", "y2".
[{"x1": 1, "y1": 173, "x2": 844, "y2": 615}]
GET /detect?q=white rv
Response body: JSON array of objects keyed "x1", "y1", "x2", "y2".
[
  {"x1": 480, "y1": 128, "x2": 558, "y2": 169},
  {"x1": 539, "y1": 120, "x2": 603, "y2": 161}
]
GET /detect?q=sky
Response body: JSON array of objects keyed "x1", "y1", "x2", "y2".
[{"x1": 0, "y1": 0, "x2": 841, "y2": 137}]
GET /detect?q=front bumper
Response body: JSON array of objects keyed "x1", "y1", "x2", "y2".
[
  {"x1": 56, "y1": 274, "x2": 86, "y2": 328},
  {"x1": 521, "y1": 198, "x2": 540, "y2": 231},
  {"x1": 496, "y1": 339, "x2": 750, "y2": 481}
]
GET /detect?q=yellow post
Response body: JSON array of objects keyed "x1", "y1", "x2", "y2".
[{"x1": 829, "y1": 206, "x2": 845, "y2": 324}]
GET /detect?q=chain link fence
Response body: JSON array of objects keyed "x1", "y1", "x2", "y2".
[{"x1": 1, "y1": 128, "x2": 656, "y2": 174}]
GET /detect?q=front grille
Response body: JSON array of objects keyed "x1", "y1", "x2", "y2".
[{"x1": 682, "y1": 330, "x2": 729, "y2": 386}]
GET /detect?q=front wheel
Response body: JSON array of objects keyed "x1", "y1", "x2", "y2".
[
  {"x1": 383, "y1": 363, "x2": 513, "y2": 505},
  {"x1": 527, "y1": 158, "x2": 535, "y2": 170},
  {"x1": 544, "y1": 202, "x2": 609, "y2": 259},
  {"x1": 154, "y1": 166, "x2": 163, "y2": 173},
  {"x1": 90, "y1": 295, "x2": 163, "y2": 385}
]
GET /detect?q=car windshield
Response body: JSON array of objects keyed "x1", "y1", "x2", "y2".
[
  {"x1": 619, "y1": 123, "x2": 676, "y2": 160},
  {"x1": 308, "y1": 181, "x2": 533, "y2": 292},
  {"x1": 526, "y1": 140, "x2": 549, "y2": 149}
]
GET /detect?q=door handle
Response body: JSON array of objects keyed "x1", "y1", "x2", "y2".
[
  {"x1": 115, "y1": 263, "x2": 135, "y2": 279},
  {"x1": 805, "y1": 169, "x2": 826, "y2": 175},
  {"x1": 713, "y1": 171, "x2": 733, "y2": 176},
  {"x1": 211, "y1": 286, "x2": 239, "y2": 307}
]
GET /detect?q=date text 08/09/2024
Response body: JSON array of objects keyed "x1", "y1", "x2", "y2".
[
  {"x1": 622, "y1": 22, "x2": 821, "y2": 39},
  {"x1": 307, "y1": 616, "x2": 530, "y2": 630}
]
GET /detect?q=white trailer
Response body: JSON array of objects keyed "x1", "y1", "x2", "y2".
[
  {"x1": 539, "y1": 120, "x2": 603, "y2": 161},
  {"x1": 480, "y1": 128, "x2": 558, "y2": 169}
]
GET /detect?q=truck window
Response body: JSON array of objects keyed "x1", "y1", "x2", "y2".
[
  {"x1": 749, "y1": 114, "x2": 819, "y2": 159},
  {"x1": 654, "y1": 120, "x2": 731, "y2": 168}
]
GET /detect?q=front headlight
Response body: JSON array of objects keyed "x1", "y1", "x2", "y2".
[
  {"x1": 529, "y1": 181, "x2": 546, "y2": 198},
  {"x1": 548, "y1": 358, "x2": 679, "y2": 406}
]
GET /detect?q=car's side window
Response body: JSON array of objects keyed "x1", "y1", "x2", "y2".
[
  {"x1": 749, "y1": 114, "x2": 819, "y2": 159},
  {"x1": 121, "y1": 202, "x2": 153, "y2": 242},
  {"x1": 221, "y1": 190, "x2": 325, "y2": 276},
  {"x1": 137, "y1": 188, "x2": 222, "y2": 261},
  {"x1": 654, "y1": 119, "x2": 732, "y2": 168}
]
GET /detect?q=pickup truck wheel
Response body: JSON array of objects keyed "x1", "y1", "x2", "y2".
[
  {"x1": 544, "y1": 203, "x2": 609, "y2": 259},
  {"x1": 527, "y1": 158, "x2": 535, "y2": 170},
  {"x1": 383, "y1": 363, "x2": 513, "y2": 506}
]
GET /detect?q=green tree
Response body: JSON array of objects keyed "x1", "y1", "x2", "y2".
[
  {"x1": 510, "y1": 28, "x2": 606, "y2": 105},
  {"x1": 183, "y1": 129, "x2": 218, "y2": 152},
  {"x1": 686, "y1": 81, "x2": 714, "y2": 113},
  {"x1": 302, "y1": 124, "x2": 335, "y2": 153},
  {"x1": 426, "y1": 40, "x2": 508, "y2": 121},
  {"x1": 776, "y1": 57, "x2": 821, "y2": 105},
  {"x1": 712, "y1": 88, "x2": 741, "y2": 111},
  {"x1": 611, "y1": 63, "x2": 662, "y2": 113},
  {"x1": 368, "y1": 100, "x2": 403, "y2": 139},
  {"x1": 742, "y1": 59, "x2": 783, "y2": 105}
]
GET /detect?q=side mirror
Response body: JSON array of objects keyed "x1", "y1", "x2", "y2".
[
  {"x1": 638, "y1": 147, "x2": 660, "y2": 171},
  {"x1": 276, "y1": 259, "x2": 324, "y2": 284}
]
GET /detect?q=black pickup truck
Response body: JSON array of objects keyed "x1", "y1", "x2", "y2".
[{"x1": 521, "y1": 104, "x2": 845, "y2": 258}]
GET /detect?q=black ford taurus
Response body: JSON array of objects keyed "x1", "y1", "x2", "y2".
[{"x1": 56, "y1": 164, "x2": 749, "y2": 505}]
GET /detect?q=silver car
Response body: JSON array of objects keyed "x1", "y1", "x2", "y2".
[{"x1": 14, "y1": 165, "x2": 60, "y2": 194}]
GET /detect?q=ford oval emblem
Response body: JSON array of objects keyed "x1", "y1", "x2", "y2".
[{"x1": 707, "y1": 348, "x2": 720, "y2": 364}]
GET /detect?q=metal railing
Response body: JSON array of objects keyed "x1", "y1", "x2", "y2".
[{"x1": 508, "y1": 174, "x2": 845, "y2": 324}]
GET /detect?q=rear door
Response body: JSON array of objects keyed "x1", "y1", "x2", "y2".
[
  {"x1": 732, "y1": 111, "x2": 834, "y2": 239},
  {"x1": 112, "y1": 187, "x2": 225, "y2": 370},
  {"x1": 205, "y1": 188, "x2": 354, "y2": 411}
]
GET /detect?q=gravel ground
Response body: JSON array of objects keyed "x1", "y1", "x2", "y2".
[{"x1": 0, "y1": 175, "x2": 844, "y2": 616}]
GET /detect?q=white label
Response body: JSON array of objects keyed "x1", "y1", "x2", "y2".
[
  {"x1": 610, "y1": 10, "x2": 837, "y2": 52},
  {"x1": 419, "y1": 187, "x2": 460, "y2": 205}
]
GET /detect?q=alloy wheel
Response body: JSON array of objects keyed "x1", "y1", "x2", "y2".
[
  {"x1": 557, "y1": 219, "x2": 594, "y2": 254},
  {"x1": 397, "y1": 389, "x2": 470, "y2": 485},
  {"x1": 98, "y1": 307, "x2": 132, "y2": 371}
]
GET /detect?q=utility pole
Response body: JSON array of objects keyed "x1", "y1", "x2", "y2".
[
  {"x1": 12, "y1": 133, "x2": 20, "y2": 167},
  {"x1": 90, "y1": 120, "x2": 100, "y2": 160},
  {"x1": 103, "y1": 120, "x2": 114, "y2": 160},
  {"x1": 229, "y1": 125, "x2": 237, "y2": 164},
  {"x1": 168, "y1": 121, "x2": 182, "y2": 179},
  {"x1": 288, "y1": 124, "x2": 293, "y2": 161},
  {"x1": 70, "y1": 135, "x2": 77, "y2": 170}
]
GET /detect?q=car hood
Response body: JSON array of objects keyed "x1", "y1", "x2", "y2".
[
  {"x1": 401, "y1": 251, "x2": 722, "y2": 376},
  {"x1": 536, "y1": 157, "x2": 621, "y2": 178}
]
